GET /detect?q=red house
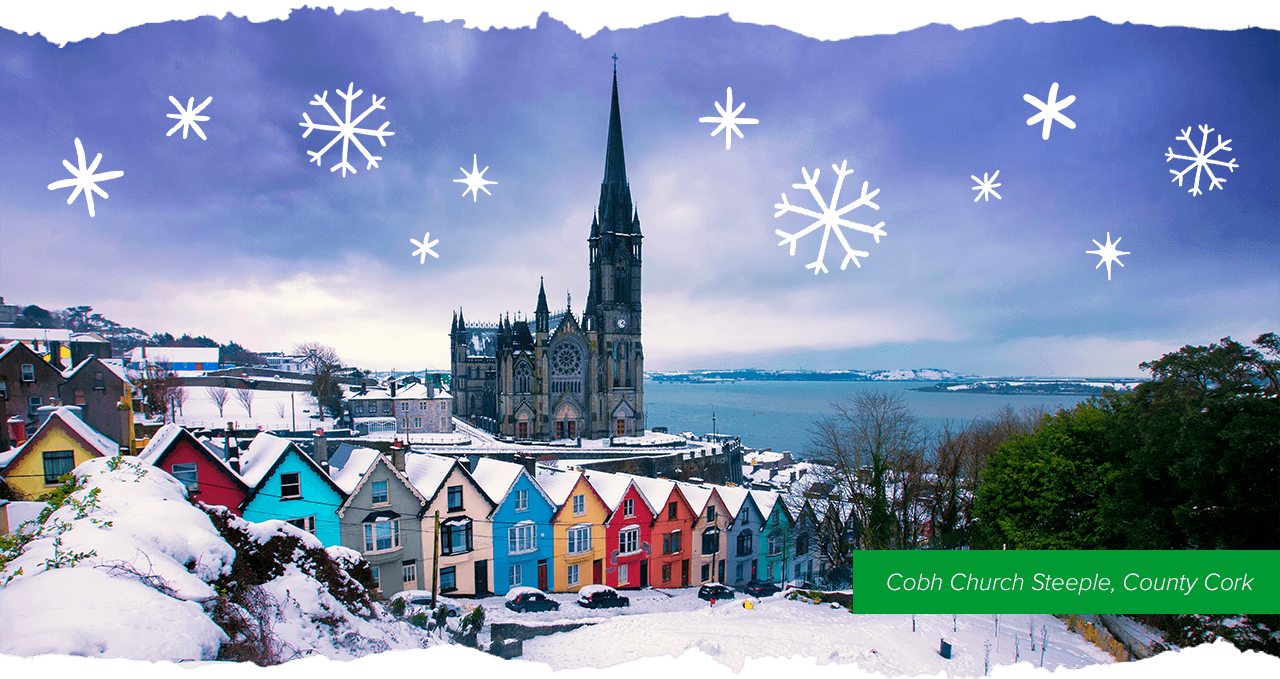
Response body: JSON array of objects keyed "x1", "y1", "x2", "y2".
[
  {"x1": 138, "y1": 423, "x2": 248, "y2": 515},
  {"x1": 622, "y1": 473, "x2": 697, "y2": 589},
  {"x1": 586, "y1": 470, "x2": 656, "y2": 589}
]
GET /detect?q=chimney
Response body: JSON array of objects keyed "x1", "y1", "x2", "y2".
[
  {"x1": 7, "y1": 416, "x2": 26, "y2": 446},
  {"x1": 36, "y1": 404, "x2": 60, "y2": 430},
  {"x1": 390, "y1": 439, "x2": 406, "y2": 472},
  {"x1": 467, "y1": 453, "x2": 480, "y2": 473},
  {"x1": 517, "y1": 453, "x2": 536, "y2": 478},
  {"x1": 48, "y1": 340, "x2": 64, "y2": 371},
  {"x1": 427, "y1": 376, "x2": 435, "y2": 399},
  {"x1": 313, "y1": 428, "x2": 328, "y2": 465},
  {"x1": 390, "y1": 380, "x2": 397, "y2": 398}
]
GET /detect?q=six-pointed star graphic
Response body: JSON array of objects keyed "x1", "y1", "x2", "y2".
[
  {"x1": 47, "y1": 137, "x2": 125, "y2": 218},
  {"x1": 699, "y1": 87, "x2": 760, "y2": 150},
  {"x1": 1024, "y1": 82, "x2": 1077, "y2": 140},
  {"x1": 1086, "y1": 232, "x2": 1129, "y2": 281},
  {"x1": 454, "y1": 154, "x2": 498, "y2": 201},
  {"x1": 411, "y1": 232, "x2": 440, "y2": 263}
]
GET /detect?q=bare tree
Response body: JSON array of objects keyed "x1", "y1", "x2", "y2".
[
  {"x1": 140, "y1": 362, "x2": 180, "y2": 422},
  {"x1": 234, "y1": 387, "x2": 255, "y2": 417},
  {"x1": 807, "y1": 391, "x2": 929, "y2": 552},
  {"x1": 172, "y1": 386, "x2": 188, "y2": 418},
  {"x1": 275, "y1": 401, "x2": 287, "y2": 419},
  {"x1": 294, "y1": 342, "x2": 343, "y2": 419},
  {"x1": 208, "y1": 386, "x2": 230, "y2": 418}
]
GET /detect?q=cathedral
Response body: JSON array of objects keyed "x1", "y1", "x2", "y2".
[{"x1": 449, "y1": 66, "x2": 644, "y2": 441}]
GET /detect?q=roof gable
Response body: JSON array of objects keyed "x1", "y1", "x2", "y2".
[
  {"x1": 337, "y1": 454, "x2": 428, "y2": 519},
  {"x1": 0, "y1": 407, "x2": 117, "y2": 473},
  {"x1": 138, "y1": 424, "x2": 248, "y2": 493},
  {"x1": 239, "y1": 433, "x2": 346, "y2": 504},
  {"x1": 550, "y1": 473, "x2": 608, "y2": 522}
]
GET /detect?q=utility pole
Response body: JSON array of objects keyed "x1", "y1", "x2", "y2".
[
  {"x1": 290, "y1": 391, "x2": 296, "y2": 432},
  {"x1": 431, "y1": 510, "x2": 441, "y2": 608}
]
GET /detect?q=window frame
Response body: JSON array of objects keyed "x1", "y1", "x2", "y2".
[
  {"x1": 736, "y1": 530, "x2": 754, "y2": 557},
  {"x1": 668, "y1": 501, "x2": 678, "y2": 520},
  {"x1": 567, "y1": 524, "x2": 592, "y2": 555},
  {"x1": 371, "y1": 480, "x2": 389, "y2": 505},
  {"x1": 662, "y1": 529, "x2": 682, "y2": 555},
  {"x1": 509, "y1": 563, "x2": 523, "y2": 588},
  {"x1": 440, "y1": 566, "x2": 457, "y2": 592},
  {"x1": 42, "y1": 450, "x2": 75, "y2": 484},
  {"x1": 171, "y1": 462, "x2": 199, "y2": 492},
  {"x1": 288, "y1": 515, "x2": 317, "y2": 535},
  {"x1": 513, "y1": 488, "x2": 528, "y2": 512},
  {"x1": 508, "y1": 521, "x2": 537, "y2": 554},
  {"x1": 441, "y1": 518, "x2": 473, "y2": 556},
  {"x1": 279, "y1": 472, "x2": 302, "y2": 499},
  {"x1": 403, "y1": 560, "x2": 417, "y2": 585},
  {"x1": 618, "y1": 525, "x2": 639, "y2": 554},
  {"x1": 567, "y1": 563, "x2": 580, "y2": 586},
  {"x1": 701, "y1": 528, "x2": 720, "y2": 555},
  {"x1": 20, "y1": 363, "x2": 35, "y2": 382},
  {"x1": 572, "y1": 493, "x2": 585, "y2": 515},
  {"x1": 623, "y1": 498, "x2": 634, "y2": 517},
  {"x1": 447, "y1": 485, "x2": 464, "y2": 511},
  {"x1": 363, "y1": 519, "x2": 401, "y2": 553}
]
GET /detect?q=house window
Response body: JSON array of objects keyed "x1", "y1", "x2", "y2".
[
  {"x1": 363, "y1": 519, "x2": 400, "y2": 552},
  {"x1": 371, "y1": 480, "x2": 388, "y2": 505},
  {"x1": 447, "y1": 485, "x2": 463, "y2": 511},
  {"x1": 440, "y1": 566, "x2": 457, "y2": 592},
  {"x1": 419, "y1": 401, "x2": 428, "y2": 409},
  {"x1": 382, "y1": 403, "x2": 391, "y2": 413},
  {"x1": 42, "y1": 450, "x2": 74, "y2": 484},
  {"x1": 572, "y1": 494, "x2": 585, "y2": 515},
  {"x1": 371, "y1": 566, "x2": 381, "y2": 589},
  {"x1": 287, "y1": 516, "x2": 317, "y2": 534},
  {"x1": 280, "y1": 472, "x2": 301, "y2": 499},
  {"x1": 93, "y1": 372, "x2": 105, "y2": 391},
  {"x1": 21, "y1": 363, "x2": 35, "y2": 382},
  {"x1": 403, "y1": 560, "x2": 417, "y2": 585},
  {"x1": 567, "y1": 564, "x2": 580, "y2": 586},
  {"x1": 623, "y1": 498, "x2": 634, "y2": 517},
  {"x1": 619, "y1": 526, "x2": 639, "y2": 554},
  {"x1": 701, "y1": 528, "x2": 720, "y2": 555},
  {"x1": 768, "y1": 531, "x2": 783, "y2": 556},
  {"x1": 735, "y1": 562, "x2": 744, "y2": 582},
  {"x1": 662, "y1": 563, "x2": 672, "y2": 582},
  {"x1": 400, "y1": 402, "x2": 410, "y2": 412},
  {"x1": 0, "y1": 381, "x2": 6, "y2": 400},
  {"x1": 509, "y1": 522, "x2": 536, "y2": 554},
  {"x1": 171, "y1": 462, "x2": 198, "y2": 491},
  {"x1": 668, "y1": 501, "x2": 678, "y2": 520},
  {"x1": 737, "y1": 530, "x2": 753, "y2": 557},
  {"x1": 413, "y1": 417, "x2": 422, "y2": 429},
  {"x1": 619, "y1": 562, "x2": 629, "y2": 584},
  {"x1": 73, "y1": 388, "x2": 86, "y2": 405},
  {"x1": 28, "y1": 396, "x2": 41, "y2": 416},
  {"x1": 706, "y1": 506, "x2": 716, "y2": 522},
  {"x1": 662, "y1": 530, "x2": 681, "y2": 555},
  {"x1": 441, "y1": 518, "x2": 473, "y2": 555},
  {"x1": 354, "y1": 404, "x2": 364, "y2": 414},
  {"x1": 514, "y1": 489, "x2": 528, "y2": 512},
  {"x1": 509, "y1": 563, "x2": 523, "y2": 588},
  {"x1": 767, "y1": 563, "x2": 774, "y2": 580},
  {"x1": 796, "y1": 532, "x2": 810, "y2": 555},
  {"x1": 567, "y1": 525, "x2": 591, "y2": 555}
]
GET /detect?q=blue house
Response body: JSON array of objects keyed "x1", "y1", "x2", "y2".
[
  {"x1": 236, "y1": 432, "x2": 347, "y2": 546},
  {"x1": 470, "y1": 457, "x2": 557, "y2": 595}
]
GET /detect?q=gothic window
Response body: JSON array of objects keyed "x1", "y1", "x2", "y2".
[
  {"x1": 550, "y1": 341, "x2": 584, "y2": 394},
  {"x1": 614, "y1": 266, "x2": 627, "y2": 302},
  {"x1": 514, "y1": 361, "x2": 532, "y2": 393}
]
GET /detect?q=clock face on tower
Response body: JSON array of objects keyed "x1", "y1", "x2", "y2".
[{"x1": 616, "y1": 317, "x2": 627, "y2": 329}]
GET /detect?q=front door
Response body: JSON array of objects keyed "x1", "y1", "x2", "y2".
[
  {"x1": 474, "y1": 560, "x2": 488, "y2": 596},
  {"x1": 751, "y1": 559, "x2": 758, "y2": 581},
  {"x1": 639, "y1": 560, "x2": 648, "y2": 588},
  {"x1": 681, "y1": 559, "x2": 690, "y2": 586},
  {"x1": 718, "y1": 560, "x2": 725, "y2": 583},
  {"x1": 537, "y1": 560, "x2": 548, "y2": 591},
  {"x1": 592, "y1": 559, "x2": 603, "y2": 585}
]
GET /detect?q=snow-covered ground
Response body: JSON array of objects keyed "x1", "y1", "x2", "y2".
[
  {"x1": 478, "y1": 588, "x2": 1111, "y2": 673},
  {"x1": 167, "y1": 385, "x2": 333, "y2": 432}
]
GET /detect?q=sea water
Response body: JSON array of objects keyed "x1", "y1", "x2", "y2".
[{"x1": 642, "y1": 379, "x2": 1092, "y2": 458}]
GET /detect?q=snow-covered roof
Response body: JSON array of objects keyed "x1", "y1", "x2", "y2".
[
  {"x1": 137, "y1": 423, "x2": 185, "y2": 464},
  {"x1": 534, "y1": 467, "x2": 582, "y2": 506},
  {"x1": 61, "y1": 355, "x2": 130, "y2": 384},
  {"x1": 0, "y1": 328, "x2": 72, "y2": 342},
  {"x1": 391, "y1": 383, "x2": 450, "y2": 401},
  {"x1": 749, "y1": 490, "x2": 779, "y2": 521},
  {"x1": 403, "y1": 452, "x2": 457, "y2": 499},
  {"x1": 583, "y1": 469, "x2": 632, "y2": 511},
  {"x1": 52, "y1": 407, "x2": 118, "y2": 458},
  {"x1": 676, "y1": 482, "x2": 714, "y2": 515},
  {"x1": 126, "y1": 346, "x2": 219, "y2": 363},
  {"x1": 347, "y1": 389, "x2": 391, "y2": 401},
  {"x1": 328, "y1": 447, "x2": 382, "y2": 495},
  {"x1": 5, "y1": 500, "x2": 48, "y2": 534},
  {"x1": 235, "y1": 432, "x2": 295, "y2": 489},
  {"x1": 467, "y1": 457, "x2": 524, "y2": 506},
  {"x1": 617, "y1": 473, "x2": 674, "y2": 513},
  {"x1": 716, "y1": 485, "x2": 751, "y2": 517}
]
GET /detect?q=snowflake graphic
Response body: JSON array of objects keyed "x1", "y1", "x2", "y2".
[
  {"x1": 774, "y1": 160, "x2": 885, "y2": 274},
  {"x1": 1166, "y1": 125, "x2": 1238, "y2": 196},
  {"x1": 1024, "y1": 82, "x2": 1076, "y2": 140},
  {"x1": 410, "y1": 232, "x2": 440, "y2": 263},
  {"x1": 972, "y1": 171, "x2": 1002, "y2": 202},
  {"x1": 47, "y1": 138, "x2": 124, "y2": 218},
  {"x1": 1086, "y1": 232, "x2": 1129, "y2": 281},
  {"x1": 454, "y1": 155, "x2": 498, "y2": 201},
  {"x1": 299, "y1": 82, "x2": 394, "y2": 177},
  {"x1": 166, "y1": 95, "x2": 212, "y2": 140},
  {"x1": 699, "y1": 87, "x2": 759, "y2": 150}
]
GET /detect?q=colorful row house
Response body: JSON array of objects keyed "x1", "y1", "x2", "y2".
[
  {"x1": 471, "y1": 457, "x2": 557, "y2": 596},
  {"x1": 0, "y1": 406, "x2": 119, "y2": 500},
  {"x1": 408, "y1": 454, "x2": 497, "y2": 597},
  {"x1": 540, "y1": 467, "x2": 609, "y2": 593},
  {"x1": 332, "y1": 446, "x2": 429, "y2": 594},
  {"x1": 624, "y1": 474, "x2": 698, "y2": 589},
  {"x1": 236, "y1": 432, "x2": 347, "y2": 546},
  {"x1": 138, "y1": 424, "x2": 249, "y2": 513}
]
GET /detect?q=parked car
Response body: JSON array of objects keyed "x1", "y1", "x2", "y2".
[
  {"x1": 505, "y1": 587, "x2": 561, "y2": 613},
  {"x1": 698, "y1": 583, "x2": 736, "y2": 601},
  {"x1": 576, "y1": 584, "x2": 630, "y2": 609},
  {"x1": 394, "y1": 592, "x2": 460, "y2": 617},
  {"x1": 741, "y1": 580, "x2": 781, "y2": 597}
]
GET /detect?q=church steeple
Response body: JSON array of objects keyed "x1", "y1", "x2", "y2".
[
  {"x1": 603, "y1": 65, "x2": 628, "y2": 192},
  {"x1": 535, "y1": 276, "x2": 550, "y2": 334}
]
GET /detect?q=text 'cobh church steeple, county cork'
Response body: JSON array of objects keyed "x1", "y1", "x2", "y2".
[{"x1": 450, "y1": 62, "x2": 644, "y2": 441}]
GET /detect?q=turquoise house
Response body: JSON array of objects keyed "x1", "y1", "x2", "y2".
[
  {"x1": 751, "y1": 490, "x2": 791, "y2": 584},
  {"x1": 237, "y1": 432, "x2": 347, "y2": 546},
  {"x1": 470, "y1": 457, "x2": 557, "y2": 595}
]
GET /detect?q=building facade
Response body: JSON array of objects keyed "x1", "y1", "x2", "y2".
[{"x1": 450, "y1": 66, "x2": 644, "y2": 441}]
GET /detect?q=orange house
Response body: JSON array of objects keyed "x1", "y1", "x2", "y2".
[{"x1": 540, "y1": 467, "x2": 609, "y2": 592}]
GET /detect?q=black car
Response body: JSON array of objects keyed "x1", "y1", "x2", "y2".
[
  {"x1": 698, "y1": 583, "x2": 736, "y2": 601},
  {"x1": 741, "y1": 580, "x2": 781, "y2": 597},
  {"x1": 576, "y1": 585, "x2": 631, "y2": 609},
  {"x1": 505, "y1": 589, "x2": 561, "y2": 613}
]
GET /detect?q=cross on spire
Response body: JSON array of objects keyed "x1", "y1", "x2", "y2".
[{"x1": 612, "y1": 53, "x2": 618, "y2": 72}]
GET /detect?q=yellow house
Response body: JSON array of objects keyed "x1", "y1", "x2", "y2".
[
  {"x1": 0, "y1": 406, "x2": 118, "y2": 500},
  {"x1": 540, "y1": 468, "x2": 609, "y2": 592}
]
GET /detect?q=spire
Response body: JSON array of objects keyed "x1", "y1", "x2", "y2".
[
  {"x1": 603, "y1": 63, "x2": 628, "y2": 190},
  {"x1": 458, "y1": 307, "x2": 466, "y2": 332},
  {"x1": 535, "y1": 277, "x2": 550, "y2": 334}
]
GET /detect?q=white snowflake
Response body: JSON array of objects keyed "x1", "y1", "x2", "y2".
[
  {"x1": 410, "y1": 232, "x2": 440, "y2": 263},
  {"x1": 1023, "y1": 82, "x2": 1076, "y2": 140},
  {"x1": 1086, "y1": 232, "x2": 1129, "y2": 281},
  {"x1": 46, "y1": 137, "x2": 124, "y2": 218},
  {"x1": 699, "y1": 87, "x2": 759, "y2": 150},
  {"x1": 454, "y1": 155, "x2": 497, "y2": 201},
  {"x1": 971, "y1": 171, "x2": 1002, "y2": 202},
  {"x1": 165, "y1": 95, "x2": 212, "y2": 140},
  {"x1": 299, "y1": 82, "x2": 394, "y2": 177},
  {"x1": 774, "y1": 160, "x2": 885, "y2": 274},
  {"x1": 1166, "y1": 125, "x2": 1238, "y2": 196}
]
